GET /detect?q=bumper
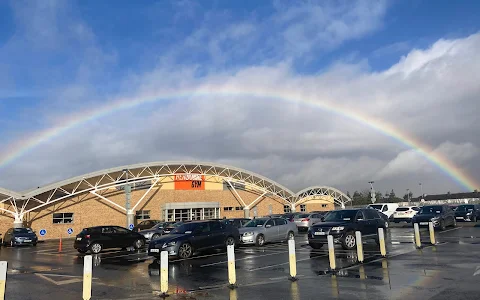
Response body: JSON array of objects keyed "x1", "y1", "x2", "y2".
[
  {"x1": 240, "y1": 235, "x2": 256, "y2": 245},
  {"x1": 414, "y1": 220, "x2": 440, "y2": 227},
  {"x1": 455, "y1": 215, "x2": 474, "y2": 221},
  {"x1": 295, "y1": 221, "x2": 309, "y2": 228},
  {"x1": 74, "y1": 240, "x2": 91, "y2": 250},
  {"x1": 12, "y1": 238, "x2": 37, "y2": 245},
  {"x1": 148, "y1": 244, "x2": 179, "y2": 257},
  {"x1": 308, "y1": 232, "x2": 343, "y2": 244},
  {"x1": 392, "y1": 217, "x2": 413, "y2": 222}
]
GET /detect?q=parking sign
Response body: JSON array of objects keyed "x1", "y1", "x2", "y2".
[
  {"x1": 39, "y1": 229, "x2": 47, "y2": 236},
  {"x1": 129, "y1": 224, "x2": 134, "y2": 230},
  {"x1": 67, "y1": 228, "x2": 74, "y2": 235}
]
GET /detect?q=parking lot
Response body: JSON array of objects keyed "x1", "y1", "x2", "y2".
[{"x1": 1, "y1": 223, "x2": 479, "y2": 300}]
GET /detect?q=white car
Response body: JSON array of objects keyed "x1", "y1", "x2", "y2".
[
  {"x1": 366, "y1": 203, "x2": 399, "y2": 219},
  {"x1": 392, "y1": 206, "x2": 420, "y2": 223}
]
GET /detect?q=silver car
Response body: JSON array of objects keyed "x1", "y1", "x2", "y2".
[
  {"x1": 139, "y1": 222, "x2": 174, "y2": 242},
  {"x1": 293, "y1": 213, "x2": 324, "y2": 231},
  {"x1": 238, "y1": 217, "x2": 297, "y2": 246}
]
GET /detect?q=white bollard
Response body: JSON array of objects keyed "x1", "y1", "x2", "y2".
[
  {"x1": 378, "y1": 228, "x2": 386, "y2": 257},
  {"x1": 327, "y1": 235, "x2": 336, "y2": 271},
  {"x1": 414, "y1": 223, "x2": 421, "y2": 248},
  {"x1": 428, "y1": 222, "x2": 436, "y2": 245},
  {"x1": 288, "y1": 239, "x2": 297, "y2": 280},
  {"x1": 160, "y1": 251, "x2": 168, "y2": 295},
  {"x1": 0, "y1": 261, "x2": 7, "y2": 300},
  {"x1": 227, "y1": 245, "x2": 236, "y2": 287},
  {"x1": 83, "y1": 255, "x2": 92, "y2": 300},
  {"x1": 355, "y1": 231, "x2": 364, "y2": 263}
]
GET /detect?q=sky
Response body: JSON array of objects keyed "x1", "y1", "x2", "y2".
[{"x1": 0, "y1": 0, "x2": 479, "y2": 197}]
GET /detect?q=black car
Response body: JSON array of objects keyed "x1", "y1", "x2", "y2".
[
  {"x1": 148, "y1": 220, "x2": 240, "y2": 259},
  {"x1": 308, "y1": 209, "x2": 387, "y2": 250},
  {"x1": 454, "y1": 204, "x2": 480, "y2": 222},
  {"x1": 74, "y1": 226, "x2": 146, "y2": 254},
  {"x1": 222, "y1": 218, "x2": 251, "y2": 228},
  {"x1": 411, "y1": 205, "x2": 456, "y2": 230},
  {"x1": 132, "y1": 220, "x2": 162, "y2": 232},
  {"x1": 3, "y1": 227, "x2": 38, "y2": 247}
]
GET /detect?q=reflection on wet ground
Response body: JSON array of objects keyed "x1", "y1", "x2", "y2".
[{"x1": 0, "y1": 225, "x2": 479, "y2": 299}]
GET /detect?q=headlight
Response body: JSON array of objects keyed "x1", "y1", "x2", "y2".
[
  {"x1": 162, "y1": 241, "x2": 177, "y2": 248},
  {"x1": 144, "y1": 233, "x2": 153, "y2": 238},
  {"x1": 243, "y1": 232, "x2": 254, "y2": 236},
  {"x1": 466, "y1": 212, "x2": 472, "y2": 216},
  {"x1": 331, "y1": 226, "x2": 344, "y2": 231}
]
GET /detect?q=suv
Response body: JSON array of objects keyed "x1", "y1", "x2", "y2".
[
  {"x1": 74, "y1": 226, "x2": 146, "y2": 254},
  {"x1": 455, "y1": 204, "x2": 480, "y2": 222},
  {"x1": 308, "y1": 209, "x2": 387, "y2": 250},
  {"x1": 366, "y1": 203, "x2": 399, "y2": 219},
  {"x1": 239, "y1": 217, "x2": 298, "y2": 246},
  {"x1": 392, "y1": 206, "x2": 420, "y2": 223},
  {"x1": 411, "y1": 205, "x2": 456, "y2": 230},
  {"x1": 148, "y1": 220, "x2": 240, "y2": 259}
]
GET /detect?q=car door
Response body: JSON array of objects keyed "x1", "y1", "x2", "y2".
[
  {"x1": 446, "y1": 205, "x2": 455, "y2": 225},
  {"x1": 206, "y1": 221, "x2": 226, "y2": 248},
  {"x1": 99, "y1": 227, "x2": 116, "y2": 249},
  {"x1": 114, "y1": 226, "x2": 135, "y2": 248},
  {"x1": 274, "y1": 218, "x2": 287, "y2": 240},
  {"x1": 189, "y1": 223, "x2": 211, "y2": 251},
  {"x1": 263, "y1": 219, "x2": 278, "y2": 242},
  {"x1": 355, "y1": 211, "x2": 371, "y2": 235}
]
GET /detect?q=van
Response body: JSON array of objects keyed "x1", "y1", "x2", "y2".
[{"x1": 366, "y1": 203, "x2": 399, "y2": 218}]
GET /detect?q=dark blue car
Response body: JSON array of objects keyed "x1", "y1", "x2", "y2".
[{"x1": 3, "y1": 227, "x2": 38, "y2": 247}]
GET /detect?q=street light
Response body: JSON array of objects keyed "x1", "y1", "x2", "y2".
[
  {"x1": 406, "y1": 189, "x2": 410, "y2": 204},
  {"x1": 368, "y1": 181, "x2": 376, "y2": 204},
  {"x1": 123, "y1": 169, "x2": 134, "y2": 229},
  {"x1": 419, "y1": 183, "x2": 424, "y2": 202}
]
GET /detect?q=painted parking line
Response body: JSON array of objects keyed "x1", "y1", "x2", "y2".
[
  {"x1": 438, "y1": 227, "x2": 462, "y2": 234},
  {"x1": 247, "y1": 254, "x2": 328, "y2": 272},
  {"x1": 200, "y1": 250, "x2": 289, "y2": 267}
]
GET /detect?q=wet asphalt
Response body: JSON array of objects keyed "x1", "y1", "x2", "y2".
[{"x1": 1, "y1": 222, "x2": 479, "y2": 300}]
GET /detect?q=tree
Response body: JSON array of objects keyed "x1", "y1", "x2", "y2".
[
  {"x1": 388, "y1": 189, "x2": 396, "y2": 202},
  {"x1": 346, "y1": 191, "x2": 351, "y2": 199}
]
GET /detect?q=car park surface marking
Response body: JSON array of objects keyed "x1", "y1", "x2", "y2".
[
  {"x1": 199, "y1": 250, "x2": 290, "y2": 267},
  {"x1": 438, "y1": 227, "x2": 462, "y2": 233},
  {"x1": 35, "y1": 273, "x2": 98, "y2": 286},
  {"x1": 247, "y1": 254, "x2": 328, "y2": 271}
]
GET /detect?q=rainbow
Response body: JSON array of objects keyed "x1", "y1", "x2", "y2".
[{"x1": 0, "y1": 85, "x2": 478, "y2": 191}]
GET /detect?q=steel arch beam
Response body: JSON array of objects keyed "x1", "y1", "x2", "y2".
[{"x1": 295, "y1": 186, "x2": 352, "y2": 208}]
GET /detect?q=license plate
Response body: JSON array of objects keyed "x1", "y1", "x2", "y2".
[
  {"x1": 456, "y1": 217, "x2": 463, "y2": 219},
  {"x1": 419, "y1": 222, "x2": 429, "y2": 225},
  {"x1": 24, "y1": 239, "x2": 31, "y2": 242},
  {"x1": 76, "y1": 237, "x2": 82, "y2": 241},
  {"x1": 150, "y1": 249, "x2": 160, "y2": 253},
  {"x1": 314, "y1": 232, "x2": 326, "y2": 235}
]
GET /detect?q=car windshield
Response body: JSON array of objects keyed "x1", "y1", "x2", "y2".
[
  {"x1": 396, "y1": 207, "x2": 409, "y2": 211},
  {"x1": 456, "y1": 205, "x2": 474, "y2": 212},
  {"x1": 323, "y1": 210, "x2": 358, "y2": 222},
  {"x1": 368, "y1": 205, "x2": 383, "y2": 210},
  {"x1": 170, "y1": 223, "x2": 202, "y2": 234},
  {"x1": 14, "y1": 228, "x2": 34, "y2": 234},
  {"x1": 419, "y1": 206, "x2": 443, "y2": 214},
  {"x1": 244, "y1": 218, "x2": 268, "y2": 227}
]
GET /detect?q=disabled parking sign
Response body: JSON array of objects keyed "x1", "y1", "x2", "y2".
[
  {"x1": 39, "y1": 229, "x2": 47, "y2": 236},
  {"x1": 67, "y1": 228, "x2": 74, "y2": 235},
  {"x1": 129, "y1": 224, "x2": 134, "y2": 230}
]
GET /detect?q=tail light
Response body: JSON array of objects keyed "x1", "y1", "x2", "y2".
[
  {"x1": 85, "y1": 235, "x2": 91, "y2": 239},
  {"x1": 302, "y1": 218, "x2": 310, "y2": 222}
]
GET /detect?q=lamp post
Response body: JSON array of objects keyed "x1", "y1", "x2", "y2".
[
  {"x1": 368, "y1": 181, "x2": 376, "y2": 204},
  {"x1": 123, "y1": 169, "x2": 134, "y2": 229},
  {"x1": 419, "y1": 183, "x2": 424, "y2": 202},
  {"x1": 406, "y1": 189, "x2": 410, "y2": 204}
]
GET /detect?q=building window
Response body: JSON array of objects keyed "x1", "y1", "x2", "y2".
[
  {"x1": 300, "y1": 205, "x2": 306, "y2": 212},
  {"x1": 224, "y1": 207, "x2": 233, "y2": 211},
  {"x1": 321, "y1": 204, "x2": 328, "y2": 208},
  {"x1": 235, "y1": 206, "x2": 243, "y2": 211},
  {"x1": 53, "y1": 213, "x2": 73, "y2": 224},
  {"x1": 284, "y1": 205, "x2": 291, "y2": 213},
  {"x1": 136, "y1": 210, "x2": 151, "y2": 220}
]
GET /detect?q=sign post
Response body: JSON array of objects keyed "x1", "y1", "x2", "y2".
[{"x1": 39, "y1": 229, "x2": 47, "y2": 237}]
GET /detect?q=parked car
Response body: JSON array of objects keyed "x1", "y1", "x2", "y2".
[
  {"x1": 308, "y1": 209, "x2": 387, "y2": 250},
  {"x1": 3, "y1": 227, "x2": 38, "y2": 247},
  {"x1": 411, "y1": 205, "x2": 456, "y2": 230},
  {"x1": 74, "y1": 226, "x2": 146, "y2": 254},
  {"x1": 132, "y1": 220, "x2": 162, "y2": 232},
  {"x1": 293, "y1": 213, "x2": 324, "y2": 231},
  {"x1": 148, "y1": 220, "x2": 240, "y2": 259},
  {"x1": 139, "y1": 221, "x2": 176, "y2": 242},
  {"x1": 454, "y1": 204, "x2": 480, "y2": 222},
  {"x1": 392, "y1": 206, "x2": 420, "y2": 223},
  {"x1": 222, "y1": 218, "x2": 251, "y2": 228},
  {"x1": 366, "y1": 203, "x2": 399, "y2": 218},
  {"x1": 239, "y1": 217, "x2": 297, "y2": 246},
  {"x1": 162, "y1": 221, "x2": 187, "y2": 235}
]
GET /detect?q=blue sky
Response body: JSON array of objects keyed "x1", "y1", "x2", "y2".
[{"x1": 1, "y1": 0, "x2": 480, "y2": 194}]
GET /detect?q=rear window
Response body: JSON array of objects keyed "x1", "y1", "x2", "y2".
[
  {"x1": 297, "y1": 214, "x2": 310, "y2": 218},
  {"x1": 368, "y1": 205, "x2": 383, "y2": 210},
  {"x1": 13, "y1": 228, "x2": 34, "y2": 234},
  {"x1": 396, "y1": 207, "x2": 409, "y2": 211}
]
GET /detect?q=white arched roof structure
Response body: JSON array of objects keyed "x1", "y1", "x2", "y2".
[{"x1": 296, "y1": 186, "x2": 352, "y2": 208}]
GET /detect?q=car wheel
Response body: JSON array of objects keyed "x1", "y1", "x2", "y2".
[
  {"x1": 10, "y1": 240, "x2": 14, "y2": 247},
  {"x1": 309, "y1": 242, "x2": 323, "y2": 249},
  {"x1": 77, "y1": 249, "x2": 87, "y2": 254},
  {"x1": 287, "y1": 231, "x2": 295, "y2": 240},
  {"x1": 152, "y1": 234, "x2": 161, "y2": 240},
  {"x1": 256, "y1": 234, "x2": 265, "y2": 247},
  {"x1": 225, "y1": 236, "x2": 235, "y2": 248},
  {"x1": 178, "y1": 243, "x2": 193, "y2": 259},
  {"x1": 341, "y1": 232, "x2": 356, "y2": 250},
  {"x1": 133, "y1": 239, "x2": 145, "y2": 250},
  {"x1": 440, "y1": 220, "x2": 446, "y2": 231},
  {"x1": 90, "y1": 243, "x2": 102, "y2": 254}
]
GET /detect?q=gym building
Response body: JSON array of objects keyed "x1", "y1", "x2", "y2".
[{"x1": 0, "y1": 162, "x2": 351, "y2": 240}]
